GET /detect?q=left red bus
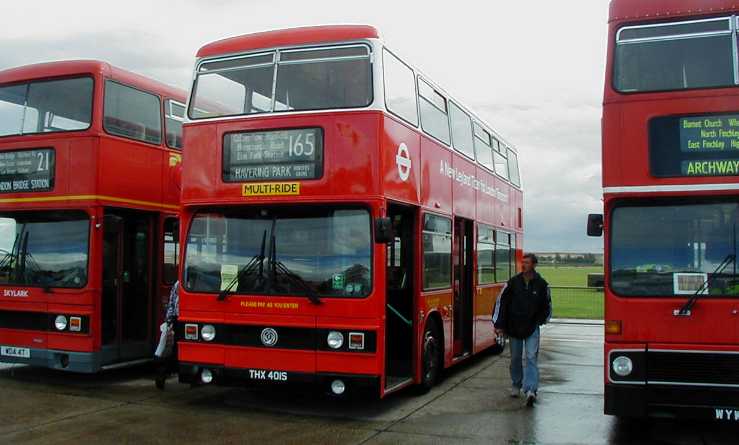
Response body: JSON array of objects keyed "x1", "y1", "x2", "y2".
[{"x1": 0, "y1": 60, "x2": 186, "y2": 372}]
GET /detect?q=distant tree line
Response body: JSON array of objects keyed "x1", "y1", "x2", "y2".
[{"x1": 535, "y1": 253, "x2": 602, "y2": 266}]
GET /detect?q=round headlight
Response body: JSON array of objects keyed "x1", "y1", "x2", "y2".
[
  {"x1": 55, "y1": 315, "x2": 68, "y2": 331},
  {"x1": 327, "y1": 331, "x2": 344, "y2": 349},
  {"x1": 201, "y1": 324, "x2": 216, "y2": 342},
  {"x1": 331, "y1": 379, "x2": 346, "y2": 395},
  {"x1": 201, "y1": 368, "x2": 214, "y2": 384},
  {"x1": 613, "y1": 356, "x2": 633, "y2": 377}
]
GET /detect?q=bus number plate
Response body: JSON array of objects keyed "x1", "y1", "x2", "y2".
[
  {"x1": 0, "y1": 346, "x2": 30, "y2": 358},
  {"x1": 248, "y1": 369, "x2": 288, "y2": 381}
]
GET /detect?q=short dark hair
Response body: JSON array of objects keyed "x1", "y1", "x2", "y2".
[{"x1": 523, "y1": 253, "x2": 538, "y2": 264}]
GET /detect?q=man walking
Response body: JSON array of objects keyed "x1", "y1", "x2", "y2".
[{"x1": 493, "y1": 253, "x2": 551, "y2": 407}]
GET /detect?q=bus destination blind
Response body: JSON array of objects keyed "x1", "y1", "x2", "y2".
[
  {"x1": 223, "y1": 128, "x2": 324, "y2": 182},
  {"x1": 0, "y1": 148, "x2": 55, "y2": 193},
  {"x1": 649, "y1": 113, "x2": 739, "y2": 177}
]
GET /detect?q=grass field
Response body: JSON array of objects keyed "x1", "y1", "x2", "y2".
[
  {"x1": 537, "y1": 266, "x2": 604, "y2": 319},
  {"x1": 537, "y1": 265, "x2": 602, "y2": 287}
]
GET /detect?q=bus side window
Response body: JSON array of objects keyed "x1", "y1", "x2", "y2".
[
  {"x1": 422, "y1": 214, "x2": 452, "y2": 290},
  {"x1": 383, "y1": 49, "x2": 418, "y2": 126},
  {"x1": 104, "y1": 81, "x2": 162, "y2": 145},
  {"x1": 163, "y1": 218, "x2": 179, "y2": 284},
  {"x1": 418, "y1": 78, "x2": 451, "y2": 145},
  {"x1": 449, "y1": 101, "x2": 475, "y2": 160},
  {"x1": 477, "y1": 224, "x2": 495, "y2": 285},
  {"x1": 165, "y1": 100, "x2": 185, "y2": 149},
  {"x1": 495, "y1": 231, "x2": 512, "y2": 283}
]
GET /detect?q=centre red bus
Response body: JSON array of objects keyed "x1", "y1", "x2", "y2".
[
  {"x1": 177, "y1": 25, "x2": 523, "y2": 397},
  {"x1": 0, "y1": 60, "x2": 186, "y2": 372},
  {"x1": 592, "y1": 0, "x2": 739, "y2": 419}
]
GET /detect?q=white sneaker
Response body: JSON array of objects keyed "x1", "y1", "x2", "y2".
[
  {"x1": 525, "y1": 391, "x2": 537, "y2": 407},
  {"x1": 510, "y1": 387, "x2": 521, "y2": 398}
]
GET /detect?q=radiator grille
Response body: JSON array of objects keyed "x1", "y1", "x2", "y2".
[{"x1": 648, "y1": 351, "x2": 739, "y2": 386}]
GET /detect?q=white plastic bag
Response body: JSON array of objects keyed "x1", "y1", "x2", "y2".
[{"x1": 154, "y1": 322, "x2": 171, "y2": 358}]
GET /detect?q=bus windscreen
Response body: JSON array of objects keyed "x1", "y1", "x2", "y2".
[
  {"x1": 189, "y1": 45, "x2": 372, "y2": 119},
  {"x1": 184, "y1": 207, "x2": 372, "y2": 298},
  {"x1": 0, "y1": 77, "x2": 93, "y2": 137},
  {"x1": 0, "y1": 210, "x2": 89, "y2": 288},
  {"x1": 611, "y1": 202, "x2": 739, "y2": 297}
]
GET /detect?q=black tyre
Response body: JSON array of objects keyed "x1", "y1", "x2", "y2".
[{"x1": 419, "y1": 321, "x2": 442, "y2": 392}]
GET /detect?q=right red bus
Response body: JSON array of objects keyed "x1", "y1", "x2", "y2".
[{"x1": 593, "y1": 0, "x2": 739, "y2": 420}]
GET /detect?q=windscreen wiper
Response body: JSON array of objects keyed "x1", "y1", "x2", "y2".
[
  {"x1": 269, "y1": 235, "x2": 321, "y2": 305},
  {"x1": 0, "y1": 234, "x2": 20, "y2": 271},
  {"x1": 217, "y1": 230, "x2": 267, "y2": 301},
  {"x1": 676, "y1": 253, "x2": 736, "y2": 316}
]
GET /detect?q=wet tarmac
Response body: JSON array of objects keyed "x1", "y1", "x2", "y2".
[{"x1": 1, "y1": 323, "x2": 737, "y2": 444}]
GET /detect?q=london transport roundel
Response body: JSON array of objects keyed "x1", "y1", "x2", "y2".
[
  {"x1": 396, "y1": 143, "x2": 411, "y2": 181},
  {"x1": 260, "y1": 328, "x2": 278, "y2": 347}
]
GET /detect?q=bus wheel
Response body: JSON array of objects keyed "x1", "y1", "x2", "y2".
[{"x1": 420, "y1": 322, "x2": 442, "y2": 392}]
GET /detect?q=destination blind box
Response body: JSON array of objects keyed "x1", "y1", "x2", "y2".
[
  {"x1": 649, "y1": 113, "x2": 739, "y2": 177},
  {"x1": 0, "y1": 148, "x2": 55, "y2": 193},
  {"x1": 222, "y1": 128, "x2": 324, "y2": 182}
]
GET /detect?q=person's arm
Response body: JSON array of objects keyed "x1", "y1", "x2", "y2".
[
  {"x1": 493, "y1": 280, "x2": 511, "y2": 333},
  {"x1": 165, "y1": 281, "x2": 179, "y2": 323}
]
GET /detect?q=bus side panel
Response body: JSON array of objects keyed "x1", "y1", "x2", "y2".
[
  {"x1": 452, "y1": 155, "x2": 476, "y2": 220},
  {"x1": 420, "y1": 136, "x2": 452, "y2": 213},
  {"x1": 474, "y1": 284, "x2": 502, "y2": 353},
  {"x1": 476, "y1": 167, "x2": 495, "y2": 225},
  {"x1": 162, "y1": 151, "x2": 181, "y2": 207},
  {"x1": 381, "y1": 116, "x2": 420, "y2": 203},
  {"x1": 98, "y1": 136, "x2": 164, "y2": 206}
]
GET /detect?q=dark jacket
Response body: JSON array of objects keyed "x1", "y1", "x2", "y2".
[{"x1": 493, "y1": 271, "x2": 551, "y2": 339}]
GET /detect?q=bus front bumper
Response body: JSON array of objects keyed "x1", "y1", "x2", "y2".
[
  {"x1": 0, "y1": 347, "x2": 101, "y2": 373},
  {"x1": 179, "y1": 362, "x2": 380, "y2": 396},
  {"x1": 606, "y1": 383, "x2": 739, "y2": 421}
]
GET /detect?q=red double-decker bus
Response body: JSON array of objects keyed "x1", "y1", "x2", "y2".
[
  {"x1": 591, "y1": 0, "x2": 739, "y2": 419},
  {"x1": 0, "y1": 60, "x2": 186, "y2": 372},
  {"x1": 177, "y1": 25, "x2": 524, "y2": 397}
]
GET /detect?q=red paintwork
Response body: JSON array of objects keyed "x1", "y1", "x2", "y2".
[
  {"x1": 0, "y1": 60, "x2": 186, "y2": 370},
  {"x1": 609, "y1": 0, "x2": 739, "y2": 22},
  {"x1": 180, "y1": 27, "x2": 523, "y2": 397},
  {"x1": 196, "y1": 25, "x2": 380, "y2": 59},
  {"x1": 602, "y1": 1, "x2": 739, "y2": 387}
]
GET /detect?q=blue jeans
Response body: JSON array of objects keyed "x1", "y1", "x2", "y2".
[{"x1": 509, "y1": 327, "x2": 540, "y2": 394}]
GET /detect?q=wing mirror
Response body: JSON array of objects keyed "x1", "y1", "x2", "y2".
[
  {"x1": 374, "y1": 217, "x2": 394, "y2": 244},
  {"x1": 587, "y1": 214, "x2": 603, "y2": 237}
]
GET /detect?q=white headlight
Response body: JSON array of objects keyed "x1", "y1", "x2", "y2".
[
  {"x1": 201, "y1": 368, "x2": 213, "y2": 384},
  {"x1": 201, "y1": 324, "x2": 216, "y2": 342},
  {"x1": 327, "y1": 331, "x2": 344, "y2": 349},
  {"x1": 331, "y1": 379, "x2": 346, "y2": 395},
  {"x1": 613, "y1": 356, "x2": 633, "y2": 377},
  {"x1": 55, "y1": 315, "x2": 68, "y2": 331}
]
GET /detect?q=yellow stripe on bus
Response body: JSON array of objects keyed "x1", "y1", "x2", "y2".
[{"x1": 0, "y1": 194, "x2": 179, "y2": 210}]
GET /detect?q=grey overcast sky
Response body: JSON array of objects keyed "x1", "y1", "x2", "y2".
[{"x1": 2, "y1": 0, "x2": 609, "y2": 253}]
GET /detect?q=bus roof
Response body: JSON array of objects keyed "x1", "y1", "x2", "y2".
[
  {"x1": 609, "y1": 0, "x2": 738, "y2": 22},
  {"x1": 196, "y1": 25, "x2": 380, "y2": 59},
  {"x1": 0, "y1": 60, "x2": 186, "y2": 101}
]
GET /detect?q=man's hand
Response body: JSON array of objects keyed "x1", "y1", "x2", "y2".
[{"x1": 495, "y1": 328, "x2": 505, "y2": 336}]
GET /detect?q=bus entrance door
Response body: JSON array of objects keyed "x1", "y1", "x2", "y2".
[
  {"x1": 385, "y1": 204, "x2": 416, "y2": 390},
  {"x1": 101, "y1": 209, "x2": 154, "y2": 366},
  {"x1": 453, "y1": 218, "x2": 473, "y2": 358}
]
